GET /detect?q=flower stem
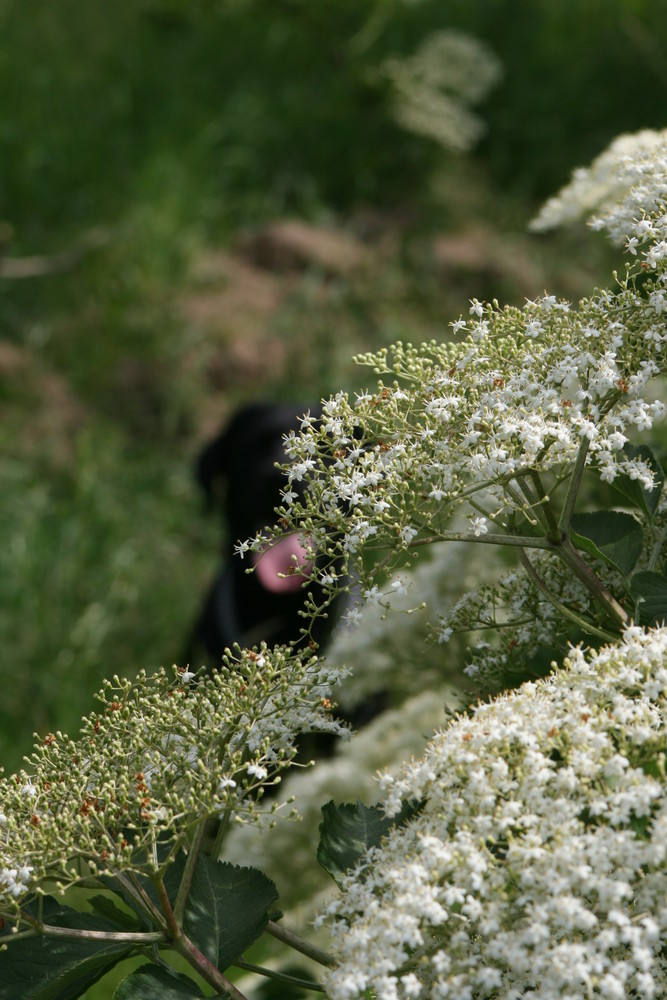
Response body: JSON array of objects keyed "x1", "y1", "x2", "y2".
[
  {"x1": 171, "y1": 931, "x2": 250, "y2": 999},
  {"x1": 38, "y1": 924, "x2": 164, "y2": 944},
  {"x1": 116, "y1": 870, "x2": 166, "y2": 929},
  {"x1": 557, "y1": 538, "x2": 629, "y2": 627},
  {"x1": 173, "y1": 820, "x2": 207, "y2": 925},
  {"x1": 408, "y1": 531, "x2": 556, "y2": 550},
  {"x1": 648, "y1": 528, "x2": 666, "y2": 571},
  {"x1": 529, "y1": 470, "x2": 561, "y2": 542},
  {"x1": 234, "y1": 959, "x2": 325, "y2": 992},
  {"x1": 153, "y1": 874, "x2": 249, "y2": 999},
  {"x1": 505, "y1": 469, "x2": 560, "y2": 543},
  {"x1": 266, "y1": 920, "x2": 335, "y2": 967},
  {"x1": 212, "y1": 806, "x2": 234, "y2": 859},
  {"x1": 559, "y1": 435, "x2": 590, "y2": 531},
  {"x1": 517, "y1": 549, "x2": 618, "y2": 643}
]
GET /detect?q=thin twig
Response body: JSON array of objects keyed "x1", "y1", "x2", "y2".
[
  {"x1": 518, "y1": 549, "x2": 618, "y2": 643},
  {"x1": 173, "y1": 821, "x2": 207, "y2": 925},
  {"x1": 557, "y1": 539, "x2": 630, "y2": 628},
  {"x1": 38, "y1": 924, "x2": 164, "y2": 944},
  {"x1": 234, "y1": 959, "x2": 325, "y2": 992},
  {"x1": 266, "y1": 920, "x2": 335, "y2": 967},
  {"x1": 559, "y1": 436, "x2": 590, "y2": 531}
]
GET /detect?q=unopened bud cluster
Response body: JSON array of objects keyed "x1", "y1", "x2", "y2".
[{"x1": 0, "y1": 646, "x2": 346, "y2": 912}]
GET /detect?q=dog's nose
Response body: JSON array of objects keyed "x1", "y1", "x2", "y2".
[{"x1": 252, "y1": 534, "x2": 313, "y2": 594}]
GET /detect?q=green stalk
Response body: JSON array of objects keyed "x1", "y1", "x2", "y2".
[
  {"x1": 153, "y1": 875, "x2": 249, "y2": 999},
  {"x1": 234, "y1": 959, "x2": 325, "y2": 992},
  {"x1": 558, "y1": 435, "x2": 590, "y2": 531},
  {"x1": 116, "y1": 870, "x2": 166, "y2": 929},
  {"x1": 529, "y1": 470, "x2": 561, "y2": 542},
  {"x1": 266, "y1": 920, "x2": 335, "y2": 967},
  {"x1": 212, "y1": 805, "x2": 235, "y2": 860},
  {"x1": 648, "y1": 528, "x2": 666, "y2": 572},
  {"x1": 173, "y1": 820, "x2": 207, "y2": 925},
  {"x1": 505, "y1": 470, "x2": 560, "y2": 543},
  {"x1": 518, "y1": 549, "x2": 618, "y2": 643},
  {"x1": 38, "y1": 925, "x2": 164, "y2": 944},
  {"x1": 171, "y1": 932, "x2": 250, "y2": 1000},
  {"x1": 556, "y1": 539, "x2": 629, "y2": 628},
  {"x1": 408, "y1": 531, "x2": 556, "y2": 550},
  {"x1": 347, "y1": 1, "x2": 391, "y2": 54}
]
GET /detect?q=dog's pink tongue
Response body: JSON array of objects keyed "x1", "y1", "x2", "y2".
[{"x1": 253, "y1": 535, "x2": 312, "y2": 593}]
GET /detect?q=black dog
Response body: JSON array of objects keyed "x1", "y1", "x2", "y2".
[{"x1": 186, "y1": 401, "x2": 340, "y2": 666}]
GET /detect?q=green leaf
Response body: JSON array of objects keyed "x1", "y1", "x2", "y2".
[
  {"x1": 87, "y1": 894, "x2": 142, "y2": 932},
  {"x1": 0, "y1": 900, "x2": 134, "y2": 1000},
  {"x1": 182, "y1": 858, "x2": 278, "y2": 971},
  {"x1": 570, "y1": 510, "x2": 643, "y2": 576},
  {"x1": 317, "y1": 799, "x2": 419, "y2": 887},
  {"x1": 612, "y1": 444, "x2": 664, "y2": 522},
  {"x1": 630, "y1": 570, "x2": 667, "y2": 626},
  {"x1": 113, "y1": 964, "x2": 206, "y2": 999}
]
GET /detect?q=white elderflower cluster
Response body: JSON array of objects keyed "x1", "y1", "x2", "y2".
[
  {"x1": 0, "y1": 646, "x2": 347, "y2": 911},
  {"x1": 530, "y1": 127, "x2": 667, "y2": 247},
  {"x1": 265, "y1": 268, "x2": 667, "y2": 609},
  {"x1": 383, "y1": 30, "x2": 502, "y2": 152},
  {"x1": 322, "y1": 627, "x2": 667, "y2": 1000}
]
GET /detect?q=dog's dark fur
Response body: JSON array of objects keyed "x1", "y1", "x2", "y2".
[{"x1": 186, "y1": 402, "x2": 339, "y2": 665}]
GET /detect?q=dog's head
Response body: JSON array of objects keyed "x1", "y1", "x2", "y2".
[
  {"x1": 197, "y1": 401, "x2": 320, "y2": 550},
  {"x1": 191, "y1": 401, "x2": 339, "y2": 657}
]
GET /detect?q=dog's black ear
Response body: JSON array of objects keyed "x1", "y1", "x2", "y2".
[{"x1": 195, "y1": 403, "x2": 279, "y2": 507}]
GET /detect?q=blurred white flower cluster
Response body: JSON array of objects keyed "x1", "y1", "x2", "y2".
[
  {"x1": 322, "y1": 627, "x2": 667, "y2": 1000},
  {"x1": 383, "y1": 30, "x2": 502, "y2": 152},
  {"x1": 225, "y1": 685, "x2": 458, "y2": 918},
  {"x1": 530, "y1": 127, "x2": 667, "y2": 247}
]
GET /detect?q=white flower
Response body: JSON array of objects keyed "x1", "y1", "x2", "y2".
[
  {"x1": 469, "y1": 515, "x2": 488, "y2": 536},
  {"x1": 344, "y1": 607, "x2": 363, "y2": 628},
  {"x1": 363, "y1": 586, "x2": 382, "y2": 607},
  {"x1": 246, "y1": 764, "x2": 268, "y2": 781},
  {"x1": 177, "y1": 666, "x2": 196, "y2": 683},
  {"x1": 400, "y1": 525, "x2": 418, "y2": 545}
]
